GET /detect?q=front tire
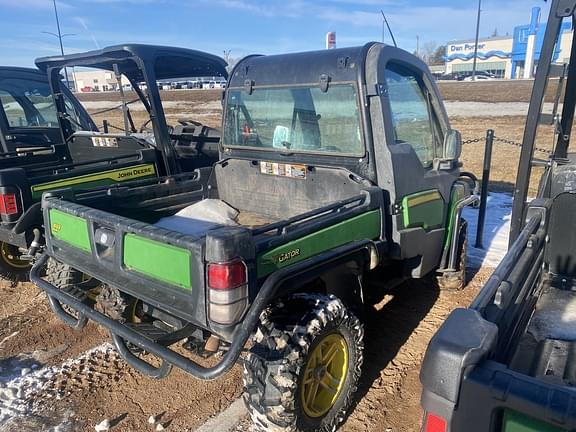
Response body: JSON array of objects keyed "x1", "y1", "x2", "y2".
[{"x1": 243, "y1": 294, "x2": 363, "y2": 432}]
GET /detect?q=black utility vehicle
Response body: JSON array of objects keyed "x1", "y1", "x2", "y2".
[
  {"x1": 420, "y1": 2, "x2": 576, "y2": 431},
  {"x1": 33, "y1": 43, "x2": 477, "y2": 431},
  {"x1": 0, "y1": 66, "x2": 96, "y2": 279},
  {"x1": 0, "y1": 45, "x2": 226, "y2": 281}
]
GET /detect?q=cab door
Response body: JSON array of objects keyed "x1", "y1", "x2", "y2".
[{"x1": 380, "y1": 58, "x2": 460, "y2": 276}]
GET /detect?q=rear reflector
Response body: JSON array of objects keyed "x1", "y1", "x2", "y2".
[
  {"x1": 208, "y1": 259, "x2": 247, "y2": 290},
  {"x1": 0, "y1": 193, "x2": 18, "y2": 216},
  {"x1": 424, "y1": 413, "x2": 447, "y2": 432}
]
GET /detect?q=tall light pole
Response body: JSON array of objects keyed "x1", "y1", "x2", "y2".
[
  {"x1": 42, "y1": 0, "x2": 75, "y2": 89},
  {"x1": 471, "y1": 0, "x2": 482, "y2": 81}
]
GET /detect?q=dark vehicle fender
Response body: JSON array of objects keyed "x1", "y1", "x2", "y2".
[
  {"x1": 420, "y1": 308, "x2": 498, "y2": 403},
  {"x1": 210, "y1": 241, "x2": 374, "y2": 340}
]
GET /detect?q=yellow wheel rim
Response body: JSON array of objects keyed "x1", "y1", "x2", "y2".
[
  {"x1": 300, "y1": 333, "x2": 349, "y2": 418},
  {"x1": 81, "y1": 274, "x2": 102, "y2": 302},
  {"x1": 0, "y1": 242, "x2": 31, "y2": 270}
]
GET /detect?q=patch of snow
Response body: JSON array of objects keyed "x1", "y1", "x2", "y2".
[
  {"x1": 445, "y1": 101, "x2": 559, "y2": 118},
  {"x1": 0, "y1": 343, "x2": 113, "y2": 427},
  {"x1": 94, "y1": 418, "x2": 111, "y2": 431},
  {"x1": 464, "y1": 192, "x2": 513, "y2": 268}
]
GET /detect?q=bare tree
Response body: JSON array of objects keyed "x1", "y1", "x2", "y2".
[
  {"x1": 223, "y1": 50, "x2": 238, "y2": 73},
  {"x1": 418, "y1": 41, "x2": 439, "y2": 65}
]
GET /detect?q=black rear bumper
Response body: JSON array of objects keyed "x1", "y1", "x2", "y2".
[{"x1": 31, "y1": 241, "x2": 372, "y2": 380}]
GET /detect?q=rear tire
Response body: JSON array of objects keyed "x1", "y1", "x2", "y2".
[
  {"x1": 0, "y1": 242, "x2": 32, "y2": 284},
  {"x1": 437, "y1": 219, "x2": 468, "y2": 291},
  {"x1": 45, "y1": 258, "x2": 100, "y2": 316},
  {"x1": 243, "y1": 294, "x2": 363, "y2": 432}
]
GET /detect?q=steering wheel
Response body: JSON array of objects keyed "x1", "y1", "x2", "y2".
[{"x1": 138, "y1": 118, "x2": 153, "y2": 133}]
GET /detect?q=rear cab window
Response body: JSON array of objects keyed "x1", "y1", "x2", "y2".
[{"x1": 223, "y1": 84, "x2": 364, "y2": 156}]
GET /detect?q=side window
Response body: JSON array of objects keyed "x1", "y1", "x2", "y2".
[
  {"x1": 0, "y1": 78, "x2": 59, "y2": 128},
  {"x1": 0, "y1": 90, "x2": 27, "y2": 127},
  {"x1": 63, "y1": 94, "x2": 84, "y2": 131},
  {"x1": 385, "y1": 63, "x2": 442, "y2": 167}
]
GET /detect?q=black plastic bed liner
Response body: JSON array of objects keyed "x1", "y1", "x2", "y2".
[{"x1": 510, "y1": 285, "x2": 576, "y2": 386}]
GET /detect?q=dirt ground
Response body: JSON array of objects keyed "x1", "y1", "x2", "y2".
[
  {"x1": 0, "y1": 272, "x2": 489, "y2": 432},
  {"x1": 0, "y1": 81, "x2": 551, "y2": 431}
]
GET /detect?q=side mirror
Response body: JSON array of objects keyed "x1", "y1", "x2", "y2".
[{"x1": 444, "y1": 129, "x2": 462, "y2": 160}]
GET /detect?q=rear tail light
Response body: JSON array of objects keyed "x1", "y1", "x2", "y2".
[
  {"x1": 207, "y1": 259, "x2": 248, "y2": 325},
  {"x1": 423, "y1": 412, "x2": 447, "y2": 432},
  {"x1": 0, "y1": 192, "x2": 19, "y2": 216}
]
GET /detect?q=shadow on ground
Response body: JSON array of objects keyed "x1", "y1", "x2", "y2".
[{"x1": 345, "y1": 276, "x2": 440, "y2": 420}]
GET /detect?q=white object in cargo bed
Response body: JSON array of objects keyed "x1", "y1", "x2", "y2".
[{"x1": 154, "y1": 199, "x2": 239, "y2": 236}]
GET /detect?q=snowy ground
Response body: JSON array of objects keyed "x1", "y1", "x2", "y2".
[
  {"x1": 464, "y1": 192, "x2": 513, "y2": 269},
  {"x1": 0, "y1": 344, "x2": 117, "y2": 431}
]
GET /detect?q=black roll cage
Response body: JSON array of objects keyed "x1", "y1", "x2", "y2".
[
  {"x1": 510, "y1": 0, "x2": 576, "y2": 242},
  {"x1": 35, "y1": 44, "x2": 228, "y2": 177}
]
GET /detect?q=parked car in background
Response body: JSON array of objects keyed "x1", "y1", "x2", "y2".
[{"x1": 463, "y1": 74, "x2": 495, "y2": 81}]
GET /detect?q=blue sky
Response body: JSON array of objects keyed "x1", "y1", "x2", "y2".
[{"x1": 0, "y1": 0, "x2": 550, "y2": 67}]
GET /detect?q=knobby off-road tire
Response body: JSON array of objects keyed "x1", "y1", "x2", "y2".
[
  {"x1": 95, "y1": 284, "x2": 139, "y2": 323},
  {"x1": 437, "y1": 219, "x2": 468, "y2": 291},
  {"x1": 0, "y1": 241, "x2": 32, "y2": 284},
  {"x1": 46, "y1": 258, "x2": 100, "y2": 318},
  {"x1": 243, "y1": 294, "x2": 364, "y2": 432}
]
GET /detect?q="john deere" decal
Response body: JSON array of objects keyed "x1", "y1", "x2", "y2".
[{"x1": 31, "y1": 164, "x2": 157, "y2": 199}]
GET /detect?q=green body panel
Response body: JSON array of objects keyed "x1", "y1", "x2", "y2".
[
  {"x1": 123, "y1": 234, "x2": 192, "y2": 290},
  {"x1": 503, "y1": 410, "x2": 566, "y2": 432},
  {"x1": 443, "y1": 183, "x2": 467, "y2": 248},
  {"x1": 49, "y1": 209, "x2": 91, "y2": 252},
  {"x1": 401, "y1": 190, "x2": 445, "y2": 231},
  {"x1": 256, "y1": 210, "x2": 381, "y2": 278},
  {"x1": 31, "y1": 164, "x2": 157, "y2": 200}
]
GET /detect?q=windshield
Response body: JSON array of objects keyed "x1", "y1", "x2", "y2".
[{"x1": 223, "y1": 84, "x2": 364, "y2": 155}]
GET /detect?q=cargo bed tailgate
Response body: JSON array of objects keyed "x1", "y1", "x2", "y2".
[{"x1": 44, "y1": 197, "x2": 209, "y2": 325}]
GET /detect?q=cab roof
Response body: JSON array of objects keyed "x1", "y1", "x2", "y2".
[
  {"x1": 0, "y1": 66, "x2": 47, "y2": 80},
  {"x1": 35, "y1": 44, "x2": 228, "y2": 81},
  {"x1": 228, "y1": 43, "x2": 376, "y2": 88}
]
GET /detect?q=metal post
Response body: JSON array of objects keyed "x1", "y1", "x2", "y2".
[
  {"x1": 471, "y1": 0, "x2": 482, "y2": 81},
  {"x1": 51, "y1": 0, "x2": 70, "y2": 88},
  {"x1": 103, "y1": 119, "x2": 109, "y2": 134},
  {"x1": 42, "y1": 0, "x2": 75, "y2": 90},
  {"x1": 475, "y1": 129, "x2": 494, "y2": 249}
]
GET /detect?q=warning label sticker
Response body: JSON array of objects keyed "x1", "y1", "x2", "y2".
[
  {"x1": 91, "y1": 136, "x2": 118, "y2": 147},
  {"x1": 259, "y1": 162, "x2": 307, "y2": 179}
]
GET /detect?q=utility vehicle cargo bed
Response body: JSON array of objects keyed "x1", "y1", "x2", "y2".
[{"x1": 41, "y1": 160, "x2": 383, "y2": 337}]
